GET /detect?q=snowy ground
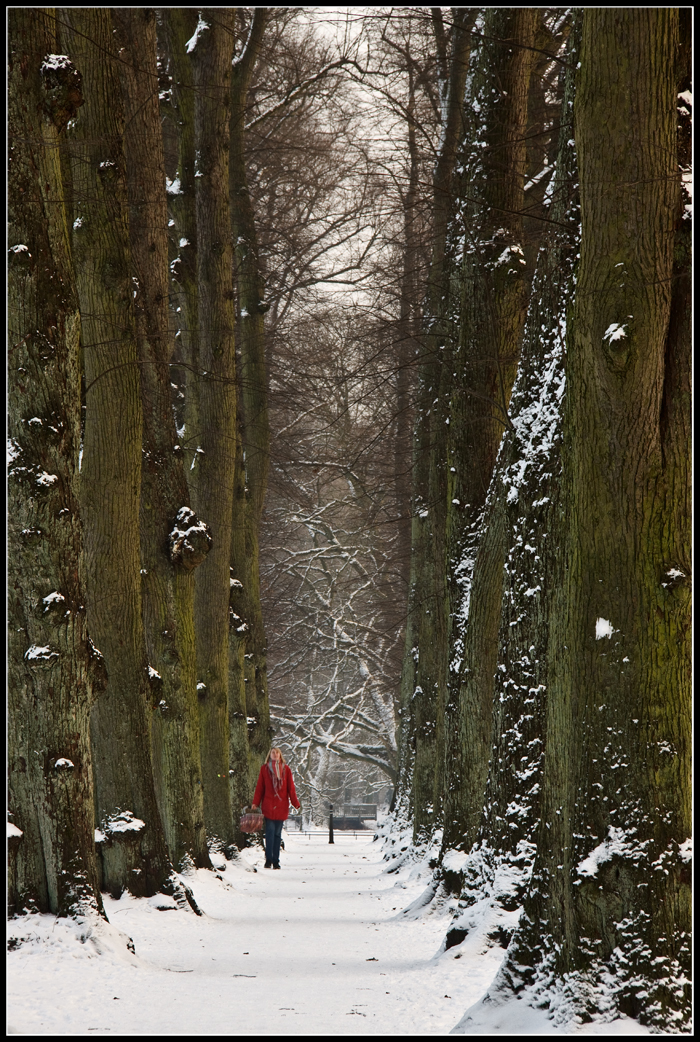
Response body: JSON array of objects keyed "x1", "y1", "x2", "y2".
[{"x1": 7, "y1": 829, "x2": 655, "y2": 1035}]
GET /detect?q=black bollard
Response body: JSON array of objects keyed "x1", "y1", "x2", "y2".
[{"x1": 329, "y1": 803, "x2": 334, "y2": 844}]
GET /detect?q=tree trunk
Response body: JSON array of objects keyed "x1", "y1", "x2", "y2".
[
  {"x1": 111, "y1": 7, "x2": 212, "y2": 872},
  {"x1": 60, "y1": 6, "x2": 171, "y2": 898},
  {"x1": 440, "y1": 7, "x2": 538, "y2": 852},
  {"x1": 440, "y1": 11, "x2": 580, "y2": 933},
  {"x1": 229, "y1": 8, "x2": 272, "y2": 824},
  {"x1": 404, "y1": 9, "x2": 536, "y2": 843},
  {"x1": 8, "y1": 6, "x2": 103, "y2": 918},
  {"x1": 393, "y1": 68, "x2": 420, "y2": 637},
  {"x1": 190, "y1": 9, "x2": 238, "y2": 853},
  {"x1": 229, "y1": 422, "x2": 250, "y2": 843},
  {"x1": 492, "y1": 10, "x2": 690, "y2": 1029},
  {"x1": 396, "y1": 8, "x2": 476, "y2": 841},
  {"x1": 158, "y1": 9, "x2": 201, "y2": 483}
]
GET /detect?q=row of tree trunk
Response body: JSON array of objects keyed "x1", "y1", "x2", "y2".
[
  {"x1": 395, "y1": 8, "x2": 691, "y2": 1030},
  {"x1": 7, "y1": 8, "x2": 691, "y2": 1028},
  {"x1": 8, "y1": 7, "x2": 273, "y2": 914}
]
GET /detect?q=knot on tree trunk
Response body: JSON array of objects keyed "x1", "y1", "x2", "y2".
[
  {"x1": 95, "y1": 811, "x2": 151, "y2": 899},
  {"x1": 40, "y1": 54, "x2": 83, "y2": 133},
  {"x1": 168, "y1": 507, "x2": 212, "y2": 570}
]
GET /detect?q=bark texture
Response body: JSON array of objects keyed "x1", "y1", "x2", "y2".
[
  {"x1": 441, "y1": 11, "x2": 580, "y2": 943},
  {"x1": 441, "y1": 7, "x2": 538, "y2": 852},
  {"x1": 489, "y1": 10, "x2": 690, "y2": 1029},
  {"x1": 401, "y1": 9, "x2": 536, "y2": 843},
  {"x1": 8, "y1": 6, "x2": 103, "y2": 918},
  {"x1": 112, "y1": 7, "x2": 211, "y2": 872},
  {"x1": 190, "y1": 10, "x2": 238, "y2": 851},
  {"x1": 396, "y1": 8, "x2": 476, "y2": 839},
  {"x1": 229, "y1": 8, "x2": 273, "y2": 830},
  {"x1": 61, "y1": 6, "x2": 171, "y2": 897},
  {"x1": 393, "y1": 59, "x2": 421, "y2": 603},
  {"x1": 158, "y1": 9, "x2": 201, "y2": 483},
  {"x1": 228, "y1": 423, "x2": 251, "y2": 842}
]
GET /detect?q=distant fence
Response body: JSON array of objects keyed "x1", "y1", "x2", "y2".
[{"x1": 284, "y1": 827, "x2": 372, "y2": 839}]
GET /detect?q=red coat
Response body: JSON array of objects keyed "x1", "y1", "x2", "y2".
[{"x1": 253, "y1": 762, "x2": 300, "y2": 821}]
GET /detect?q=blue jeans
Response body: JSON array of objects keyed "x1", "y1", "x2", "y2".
[{"x1": 264, "y1": 817, "x2": 284, "y2": 866}]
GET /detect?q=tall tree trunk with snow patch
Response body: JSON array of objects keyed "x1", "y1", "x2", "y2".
[
  {"x1": 440, "y1": 6, "x2": 543, "y2": 855},
  {"x1": 60, "y1": 6, "x2": 171, "y2": 897},
  {"x1": 396, "y1": 8, "x2": 476, "y2": 841},
  {"x1": 190, "y1": 10, "x2": 238, "y2": 853},
  {"x1": 439, "y1": 14, "x2": 580, "y2": 944},
  {"x1": 483, "y1": 10, "x2": 691, "y2": 1030},
  {"x1": 229, "y1": 8, "x2": 273, "y2": 825},
  {"x1": 8, "y1": 6, "x2": 103, "y2": 918},
  {"x1": 157, "y1": 9, "x2": 201, "y2": 487},
  {"x1": 404, "y1": 9, "x2": 536, "y2": 844},
  {"x1": 112, "y1": 7, "x2": 212, "y2": 872}
]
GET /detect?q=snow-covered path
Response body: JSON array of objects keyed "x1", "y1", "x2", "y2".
[{"x1": 8, "y1": 830, "x2": 504, "y2": 1035}]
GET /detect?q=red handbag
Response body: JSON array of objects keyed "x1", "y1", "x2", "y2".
[{"x1": 239, "y1": 807, "x2": 264, "y2": 833}]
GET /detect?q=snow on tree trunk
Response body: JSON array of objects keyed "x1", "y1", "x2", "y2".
[
  {"x1": 395, "y1": 9, "x2": 476, "y2": 843},
  {"x1": 442, "y1": 7, "x2": 538, "y2": 853},
  {"x1": 440, "y1": 3, "x2": 580, "y2": 953},
  {"x1": 8, "y1": 7, "x2": 103, "y2": 918},
  {"x1": 453, "y1": 10, "x2": 690, "y2": 1032},
  {"x1": 157, "y1": 9, "x2": 201, "y2": 485},
  {"x1": 402, "y1": 8, "x2": 537, "y2": 845}
]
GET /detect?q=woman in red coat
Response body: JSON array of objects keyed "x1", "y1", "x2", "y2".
[{"x1": 252, "y1": 748, "x2": 300, "y2": 869}]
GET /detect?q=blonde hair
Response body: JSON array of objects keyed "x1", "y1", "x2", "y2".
[{"x1": 266, "y1": 747, "x2": 286, "y2": 778}]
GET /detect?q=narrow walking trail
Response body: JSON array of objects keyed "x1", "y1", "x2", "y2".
[{"x1": 8, "y1": 830, "x2": 504, "y2": 1035}]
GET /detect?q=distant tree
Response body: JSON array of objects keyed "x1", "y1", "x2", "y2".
[
  {"x1": 363, "y1": 6, "x2": 458, "y2": 664},
  {"x1": 262, "y1": 310, "x2": 402, "y2": 796},
  {"x1": 238, "y1": 10, "x2": 394, "y2": 798},
  {"x1": 395, "y1": 6, "x2": 478, "y2": 840},
  {"x1": 243, "y1": 8, "x2": 378, "y2": 330}
]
